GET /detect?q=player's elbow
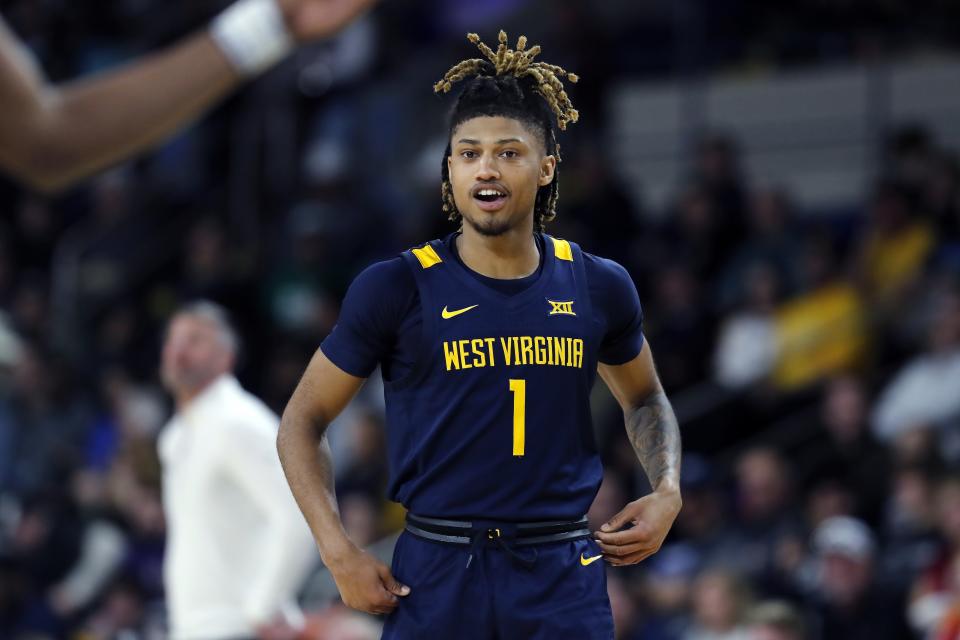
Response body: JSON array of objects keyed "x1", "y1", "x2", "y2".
[
  {"x1": 276, "y1": 405, "x2": 317, "y2": 462},
  {"x1": 2, "y1": 101, "x2": 105, "y2": 193},
  {"x1": 4, "y1": 138, "x2": 85, "y2": 194},
  {"x1": 30, "y1": 135, "x2": 100, "y2": 192},
  {"x1": 14, "y1": 170, "x2": 74, "y2": 194},
  {"x1": 279, "y1": 392, "x2": 328, "y2": 443}
]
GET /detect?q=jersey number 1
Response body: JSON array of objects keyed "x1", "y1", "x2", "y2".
[{"x1": 509, "y1": 379, "x2": 526, "y2": 457}]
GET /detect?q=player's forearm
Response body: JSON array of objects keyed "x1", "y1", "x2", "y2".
[
  {"x1": 624, "y1": 390, "x2": 682, "y2": 495},
  {"x1": 276, "y1": 410, "x2": 355, "y2": 565},
  {"x1": 8, "y1": 33, "x2": 240, "y2": 192}
]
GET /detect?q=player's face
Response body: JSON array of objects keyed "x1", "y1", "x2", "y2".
[
  {"x1": 448, "y1": 116, "x2": 556, "y2": 237},
  {"x1": 160, "y1": 314, "x2": 233, "y2": 396}
]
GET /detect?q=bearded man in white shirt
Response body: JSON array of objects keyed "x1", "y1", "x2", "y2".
[{"x1": 159, "y1": 301, "x2": 316, "y2": 640}]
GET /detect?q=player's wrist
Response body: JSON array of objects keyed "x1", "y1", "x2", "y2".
[
  {"x1": 210, "y1": 0, "x2": 295, "y2": 77},
  {"x1": 652, "y1": 482, "x2": 682, "y2": 507},
  {"x1": 319, "y1": 536, "x2": 361, "y2": 571}
]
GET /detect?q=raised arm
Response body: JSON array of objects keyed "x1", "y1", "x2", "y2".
[
  {"x1": 277, "y1": 347, "x2": 409, "y2": 615},
  {"x1": 594, "y1": 342, "x2": 682, "y2": 565},
  {"x1": 0, "y1": 0, "x2": 375, "y2": 192}
]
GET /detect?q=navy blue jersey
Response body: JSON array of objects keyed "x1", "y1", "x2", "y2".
[{"x1": 322, "y1": 233, "x2": 644, "y2": 521}]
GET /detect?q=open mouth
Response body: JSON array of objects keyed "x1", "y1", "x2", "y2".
[{"x1": 472, "y1": 185, "x2": 509, "y2": 211}]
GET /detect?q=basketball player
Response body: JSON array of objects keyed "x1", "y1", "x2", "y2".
[
  {"x1": 0, "y1": 0, "x2": 374, "y2": 192},
  {"x1": 277, "y1": 32, "x2": 682, "y2": 639}
]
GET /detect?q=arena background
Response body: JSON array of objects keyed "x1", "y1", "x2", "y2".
[{"x1": 1, "y1": 0, "x2": 960, "y2": 638}]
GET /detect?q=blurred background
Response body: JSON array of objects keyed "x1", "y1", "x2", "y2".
[{"x1": 1, "y1": 0, "x2": 960, "y2": 638}]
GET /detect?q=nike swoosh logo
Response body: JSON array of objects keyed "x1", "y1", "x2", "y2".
[
  {"x1": 580, "y1": 553, "x2": 603, "y2": 566},
  {"x1": 441, "y1": 304, "x2": 479, "y2": 319}
]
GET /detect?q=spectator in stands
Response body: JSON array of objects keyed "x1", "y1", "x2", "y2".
[
  {"x1": 796, "y1": 375, "x2": 890, "y2": 526},
  {"x1": 684, "y1": 569, "x2": 752, "y2": 640},
  {"x1": 74, "y1": 576, "x2": 147, "y2": 640},
  {"x1": 872, "y1": 289, "x2": 960, "y2": 441},
  {"x1": 880, "y1": 464, "x2": 942, "y2": 593},
  {"x1": 671, "y1": 455, "x2": 740, "y2": 571},
  {"x1": 854, "y1": 180, "x2": 934, "y2": 310},
  {"x1": 1, "y1": 344, "x2": 93, "y2": 496},
  {"x1": 909, "y1": 474, "x2": 960, "y2": 638},
  {"x1": 923, "y1": 151, "x2": 959, "y2": 228},
  {"x1": 45, "y1": 468, "x2": 128, "y2": 625},
  {"x1": 264, "y1": 203, "x2": 341, "y2": 341},
  {"x1": 660, "y1": 185, "x2": 730, "y2": 283},
  {"x1": 713, "y1": 260, "x2": 780, "y2": 390},
  {"x1": 805, "y1": 515, "x2": 910, "y2": 639},
  {"x1": 744, "y1": 601, "x2": 806, "y2": 640},
  {"x1": 718, "y1": 187, "x2": 801, "y2": 311},
  {"x1": 726, "y1": 448, "x2": 803, "y2": 592},
  {"x1": 636, "y1": 544, "x2": 701, "y2": 640},
  {"x1": 645, "y1": 262, "x2": 713, "y2": 391},
  {"x1": 770, "y1": 233, "x2": 867, "y2": 391},
  {"x1": 693, "y1": 134, "x2": 748, "y2": 255}
]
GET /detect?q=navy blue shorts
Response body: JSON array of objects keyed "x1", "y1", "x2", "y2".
[{"x1": 382, "y1": 530, "x2": 614, "y2": 639}]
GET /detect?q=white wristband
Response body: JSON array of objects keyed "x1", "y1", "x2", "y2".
[{"x1": 211, "y1": 0, "x2": 295, "y2": 77}]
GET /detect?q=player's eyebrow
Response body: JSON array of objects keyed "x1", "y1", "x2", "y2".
[{"x1": 455, "y1": 137, "x2": 526, "y2": 145}]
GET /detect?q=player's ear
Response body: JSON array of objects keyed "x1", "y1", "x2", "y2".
[{"x1": 538, "y1": 155, "x2": 557, "y2": 187}]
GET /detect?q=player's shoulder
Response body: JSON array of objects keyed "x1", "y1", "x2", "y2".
[
  {"x1": 345, "y1": 254, "x2": 417, "y2": 301},
  {"x1": 578, "y1": 248, "x2": 634, "y2": 288},
  {"x1": 352, "y1": 254, "x2": 413, "y2": 285},
  {"x1": 349, "y1": 236, "x2": 451, "y2": 290}
]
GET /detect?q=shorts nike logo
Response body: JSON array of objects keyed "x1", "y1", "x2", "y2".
[
  {"x1": 580, "y1": 552, "x2": 603, "y2": 566},
  {"x1": 441, "y1": 304, "x2": 479, "y2": 319}
]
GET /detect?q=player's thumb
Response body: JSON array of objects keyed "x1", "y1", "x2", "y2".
[{"x1": 377, "y1": 563, "x2": 411, "y2": 596}]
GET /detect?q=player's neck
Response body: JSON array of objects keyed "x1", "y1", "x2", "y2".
[{"x1": 457, "y1": 223, "x2": 539, "y2": 280}]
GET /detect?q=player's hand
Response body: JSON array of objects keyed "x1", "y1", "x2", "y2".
[
  {"x1": 327, "y1": 546, "x2": 410, "y2": 615},
  {"x1": 276, "y1": 0, "x2": 378, "y2": 42},
  {"x1": 594, "y1": 488, "x2": 681, "y2": 566}
]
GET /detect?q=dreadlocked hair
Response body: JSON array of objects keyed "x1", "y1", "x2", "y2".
[{"x1": 435, "y1": 30, "x2": 580, "y2": 232}]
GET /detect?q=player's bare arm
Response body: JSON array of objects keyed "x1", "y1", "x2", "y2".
[
  {"x1": 595, "y1": 344, "x2": 682, "y2": 566},
  {"x1": 0, "y1": 0, "x2": 374, "y2": 192},
  {"x1": 277, "y1": 348, "x2": 410, "y2": 616}
]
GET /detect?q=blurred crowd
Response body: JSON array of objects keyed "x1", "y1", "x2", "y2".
[{"x1": 0, "y1": 0, "x2": 959, "y2": 638}]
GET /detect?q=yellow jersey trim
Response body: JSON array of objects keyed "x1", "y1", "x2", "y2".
[
  {"x1": 411, "y1": 244, "x2": 442, "y2": 269},
  {"x1": 551, "y1": 237, "x2": 573, "y2": 261}
]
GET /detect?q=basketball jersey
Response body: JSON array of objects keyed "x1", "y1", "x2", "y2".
[{"x1": 383, "y1": 234, "x2": 603, "y2": 521}]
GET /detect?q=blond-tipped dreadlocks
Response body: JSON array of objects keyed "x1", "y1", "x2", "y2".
[
  {"x1": 434, "y1": 31, "x2": 581, "y2": 232},
  {"x1": 435, "y1": 31, "x2": 580, "y2": 131}
]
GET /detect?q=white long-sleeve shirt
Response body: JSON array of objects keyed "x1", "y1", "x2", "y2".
[
  {"x1": 871, "y1": 350, "x2": 960, "y2": 440},
  {"x1": 159, "y1": 375, "x2": 317, "y2": 640}
]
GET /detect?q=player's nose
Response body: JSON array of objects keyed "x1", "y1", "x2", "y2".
[{"x1": 475, "y1": 154, "x2": 500, "y2": 180}]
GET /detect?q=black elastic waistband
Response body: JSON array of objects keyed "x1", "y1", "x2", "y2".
[{"x1": 405, "y1": 513, "x2": 591, "y2": 547}]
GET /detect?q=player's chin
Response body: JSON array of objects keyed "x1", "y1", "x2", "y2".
[
  {"x1": 464, "y1": 215, "x2": 512, "y2": 238},
  {"x1": 464, "y1": 210, "x2": 516, "y2": 237}
]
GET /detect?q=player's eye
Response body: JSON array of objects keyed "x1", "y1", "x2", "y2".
[
  {"x1": 460, "y1": 150, "x2": 478, "y2": 159},
  {"x1": 500, "y1": 150, "x2": 519, "y2": 159}
]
